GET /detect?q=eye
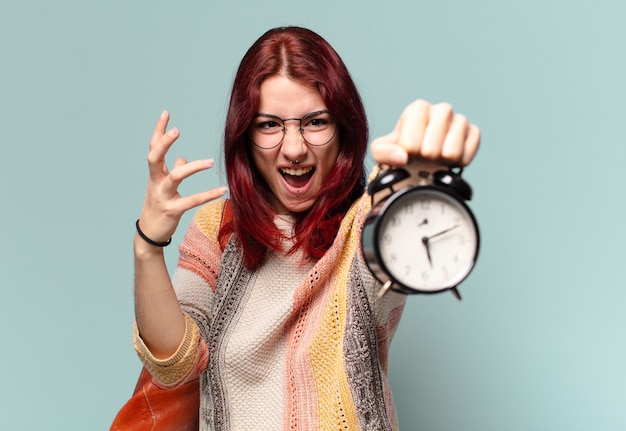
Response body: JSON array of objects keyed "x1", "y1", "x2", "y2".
[
  {"x1": 255, "y1": 117, "x2": 283, "y2": 134},
  {"x1": 260, "y1": 121, "x2": 279, "y2": 129},
  {"x1": 309, "y1": 118, "x2": 327, "y2": 127},
  {"x1": 302, "y1": 112, "x2": 333, "y2": 130}
]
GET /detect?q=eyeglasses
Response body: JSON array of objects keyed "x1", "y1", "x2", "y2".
[{"x1": 250, "y1": 110, "x2": 337, "y2": 149}]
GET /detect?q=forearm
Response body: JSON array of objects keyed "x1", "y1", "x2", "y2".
[{"x1": 133, "y1": 232, "x2": 186, "y2": 359}]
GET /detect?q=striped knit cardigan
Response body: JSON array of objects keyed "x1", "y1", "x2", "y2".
[{"x1": 135, "y1": 195, "x2": 407, "y2": 431}]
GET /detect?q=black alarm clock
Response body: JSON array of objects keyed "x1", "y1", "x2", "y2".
[{"x1": 361, "y1": 165, "x2": 480, "y2": 299}]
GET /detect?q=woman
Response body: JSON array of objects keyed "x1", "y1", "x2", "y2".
[{"x1": 132, "y1": 26, "x2": 480, "y2": 430}]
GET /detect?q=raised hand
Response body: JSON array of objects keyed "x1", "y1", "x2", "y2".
[{"x1": 136, "y1": 110, "x2": 227, "y2": 250}]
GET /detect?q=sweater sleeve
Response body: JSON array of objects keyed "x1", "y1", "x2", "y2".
[{"x1": 133, "y1": 312, "x2": 208, "y2": 388}]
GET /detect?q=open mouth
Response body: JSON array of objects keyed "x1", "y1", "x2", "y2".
[{"x1": 280, "y1": 166, "x2": 315, "y2": 188}]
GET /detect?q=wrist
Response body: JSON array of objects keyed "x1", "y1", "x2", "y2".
[
  {"x1": 134, "y1": 233, "x2": 166, "y2": 260},
  {"x1": 135, "y1": 219, "x2": 172, "y2": 247}
]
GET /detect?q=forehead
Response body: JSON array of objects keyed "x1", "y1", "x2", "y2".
[{"x1": 258, "y1": 75, "x2": 326, "y2": 117}]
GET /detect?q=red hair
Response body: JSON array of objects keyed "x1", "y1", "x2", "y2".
[{"x1": 222, "y1": 26, "x2": 368, "y2": 269}]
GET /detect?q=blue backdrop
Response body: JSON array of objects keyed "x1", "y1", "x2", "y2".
[{"x1": 1, "y1": 0, "x2": 624, "y2": 429}]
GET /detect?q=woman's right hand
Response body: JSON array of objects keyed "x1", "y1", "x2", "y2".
[{"x1": 136, "y1": 110, "x2": 227, "y2": 252}]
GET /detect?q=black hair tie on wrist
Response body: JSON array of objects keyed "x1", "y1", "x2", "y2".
[{"x1": 135, "y1": 219, "x2": 172, "y2": 247}]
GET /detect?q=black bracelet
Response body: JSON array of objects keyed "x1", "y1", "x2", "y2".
[{"x1": 135, "y1": 219, "x2": 172, "y2": 247}]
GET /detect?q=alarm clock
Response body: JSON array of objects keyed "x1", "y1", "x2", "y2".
[{"x1": 361, "y1": 165, "x2": 480, "y2": 299}]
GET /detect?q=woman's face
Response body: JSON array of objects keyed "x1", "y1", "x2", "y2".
[{"x1": 250, "y1": 75, "x2": 340, "y2": 214}]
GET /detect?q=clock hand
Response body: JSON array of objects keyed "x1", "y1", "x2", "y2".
[
  {"x1": 426, "y1": 224, "x2": 460, "y2": 241},
  {"x1": 421, "y1": 236, "x2": 433, "y2": 267},
  {"x1": 422, "y1": 225, "x2": 458, "y2": 268}
]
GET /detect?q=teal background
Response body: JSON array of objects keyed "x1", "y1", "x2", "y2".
[{"x1": 1, "y1": 0, "x2": 624, "y2": 429}]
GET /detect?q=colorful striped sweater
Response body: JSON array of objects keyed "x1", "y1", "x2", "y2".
[{"x1": 134, "y1": 194, "x2": 407, "y2": 431}]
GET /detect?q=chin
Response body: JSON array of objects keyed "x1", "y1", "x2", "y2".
[{"x1": 282, "y1": 198, "x2": 315, "y2": 214}]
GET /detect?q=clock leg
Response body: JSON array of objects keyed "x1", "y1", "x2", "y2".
[
  {"x1": 450, "y1": 287, "x2": 462, "y2": 301},
  {"x1": 377, "y1": 280, "x2": 393, "y2": 298}
]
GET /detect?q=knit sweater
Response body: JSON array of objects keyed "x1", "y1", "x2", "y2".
[{"x1": 134, "y1": 195, "x2": 407, "y2": 431}]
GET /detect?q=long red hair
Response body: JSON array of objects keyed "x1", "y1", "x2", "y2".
[{"x1": 222, "y1": 26, "x2": 368, "y2": 269}]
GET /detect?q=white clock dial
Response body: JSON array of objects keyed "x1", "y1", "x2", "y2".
[{"x1": 377, "y1": 188, "x2": 478, "y2": 292}]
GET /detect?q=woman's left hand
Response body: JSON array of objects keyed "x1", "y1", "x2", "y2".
[{"x1": 371, "y1": 99, "x2": 480, "y2": 168}]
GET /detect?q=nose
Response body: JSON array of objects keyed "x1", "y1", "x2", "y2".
[{"x1": 281, "y1": 123, "x2": 307, "y2": 162}]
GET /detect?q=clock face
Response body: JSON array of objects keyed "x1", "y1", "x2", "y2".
[{"x1": 376, "y1": 187, "x2": 479, "y2": 292}]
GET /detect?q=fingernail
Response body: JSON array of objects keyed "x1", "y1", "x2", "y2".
[
  {"x1": 161, "y1": 110, "x2": 167, "y2": 118},
  {"x1": 204, "y1": 158, "x2": 214, "y2": 166},
  {"x1": 168, "y1": 128, "x2": 178, "y2": 137},
  {"x1": 219, "y1": 186, "x2": 228, "y2": 195}
]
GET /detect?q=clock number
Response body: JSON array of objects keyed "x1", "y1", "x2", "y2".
[
  {"x1": 442, "y1": 266, "x2": 450, "y2": 278},
  {"x1": 390, "y1": 215, "x2": 401, "y2": 227}
]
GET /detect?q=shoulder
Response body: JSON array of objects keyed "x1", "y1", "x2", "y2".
[{"x1": 190, "y1": 199, "x2": 230, "y2": 242}]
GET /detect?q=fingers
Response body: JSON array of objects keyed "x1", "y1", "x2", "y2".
[
  {"x1": 149, "y1": 184, "x2": 228, "y2": 220},
  {"x1": 420, "y1": 103, "x2": 453, "y2": 160},
  {"x1": 372, "y1": 100, "x2": 480, "y2": 168},
  {"x1": 140, "y1": 111, "x2": 228, "y2": 239},
  {"x1": 371, "y1": 138, "x2": 408, "y2": 166},
  {"x1": 176, "y1": 186, "x2": 228, "y2": 214},
  {"x1": 139, "y1": 157, "x2": 227, "y2": 243},
  {"x1": 154, "y1": 158, "x2": 219, "y2": 208},
  {"x1": 150, "y1": 110, "x2": 170, "y2": 144},
  {"x1": 461, "y1": 124, "x2": 481, "y2": 166},
  {"x1": 440, "y1": 113, "x2": 469, "y2": 163},
  {"x1": 147, "y1": 111, "x2": 180, "y2": 178},
  {"x1": 145, "y1": 111, "x2": 220, "y2": 194},
  {"x1": 173, "y1": 157, "x2": 188, "y2": 171},
  {"x1": 168, "y1": 158, "x2": 214, "y2": 185},
  {"x1": 396, "y1": 99, "x2": 430, "y2": 155}
]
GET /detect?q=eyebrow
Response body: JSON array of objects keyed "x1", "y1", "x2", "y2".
[{"x1": 253, "y1": 109, "x2": 330, "y2": 120}]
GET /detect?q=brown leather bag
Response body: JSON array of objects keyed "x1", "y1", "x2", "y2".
[{"x1": 110, "y1": 367, "x2": 199, "y2": 430}]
